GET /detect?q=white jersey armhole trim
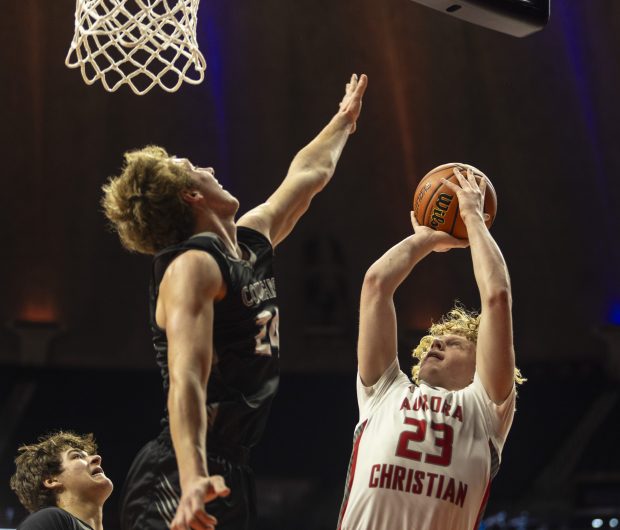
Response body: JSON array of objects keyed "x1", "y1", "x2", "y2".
[{"x1": 356, "y1": 357, "x2": 410, "y2": 421}]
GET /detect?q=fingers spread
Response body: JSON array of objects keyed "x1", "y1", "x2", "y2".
[
  {"x1": 452, "y1": 167, "x2": 468, "y2": 187},
  {"x1": 440, "y1": 177, "x2": 460, "y2": 193},
  {"x1": 354, "y1": 73, "x2": 368, "y2": 97},
  {"x1": 479, "y1": 176, "x2": 488, "y2": 198}
]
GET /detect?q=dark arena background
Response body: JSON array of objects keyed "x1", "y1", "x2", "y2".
[{"x1": 1, "y1": 1, "x2": 620, "y2": 529}]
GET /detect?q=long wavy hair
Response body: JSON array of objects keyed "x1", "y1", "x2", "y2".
[
  {"x1": 102, "y1": 145, "x2": 195, "y2": 254},
  {"x1": 411, "y1": 305, "x2": 526, "y2": 386}
]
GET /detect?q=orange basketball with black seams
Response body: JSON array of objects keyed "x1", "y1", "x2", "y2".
[{"x1": 413, "y1": 163, "x2": 498, "y2": 239}]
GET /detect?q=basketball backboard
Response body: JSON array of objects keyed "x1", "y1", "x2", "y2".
[{"x1": 408, "y1": 0, "x2": 550, "y2": 37}]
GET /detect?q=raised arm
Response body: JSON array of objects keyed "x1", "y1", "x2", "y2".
[
  {"x1": 158, "y1": 251, "x2": 230, "y2": 530},
  {"x1": 442, "y1": 168, "x2": 515, "y2": 404},
  {"x1": 237, "y1": 73, "x2": 368, "y2": 247},
  {"x1": 358, "y1": 216, "x2": 468, "y2": 386}
]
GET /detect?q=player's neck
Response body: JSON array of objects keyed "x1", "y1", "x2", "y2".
[
  {"x1": 193, "y1": 213, "x2": 241, "y2": 259},
  {"x1": 58, "y1": 499, "x2": 104, "y2": 530}
]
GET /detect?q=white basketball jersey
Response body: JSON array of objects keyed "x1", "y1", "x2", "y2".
[{"x1": 338, "y1": 358, "x2": 515, "y2": 530}]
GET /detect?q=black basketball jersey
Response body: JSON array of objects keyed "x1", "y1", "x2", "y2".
[
  {"x1": 150, "y1": 226, "x2": 279, "y2": 452},
  {"x1": 17, "y1": 507, "x2": 93, "y2": 530}
]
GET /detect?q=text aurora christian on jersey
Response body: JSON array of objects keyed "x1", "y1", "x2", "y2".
[
  {"x1": 401, "y1": 390, "x2": 464, "y2": 422},
  {"x1": 368, "y1": 464, "x2": 468, "y2": 508}
]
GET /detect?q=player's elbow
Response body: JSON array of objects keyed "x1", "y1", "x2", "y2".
[
  {"x1": 169, "y1": 357, "x2": 210, "y2": 390},
  {"x1": 168, "y1": 370, "x2": 207, "y2": 407},
  {"x1": 483, "y1": 286, "x2": 512, "y2": 309},
  {"x1": 362, "y1": 268, "x2": 394, "y2": 298}
]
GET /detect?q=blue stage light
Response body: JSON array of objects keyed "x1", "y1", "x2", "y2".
[{"x1": 609, "y1": 303, "x2": 620, "y2": 325}]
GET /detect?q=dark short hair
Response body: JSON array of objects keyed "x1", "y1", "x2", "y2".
[{"x1": 10, "y1": 431, "x2": 97, "y2": 513}]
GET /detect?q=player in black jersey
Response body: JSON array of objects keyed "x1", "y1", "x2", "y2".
[
  {"x1": 102, "y1": 73, "x2": 367, "y2": 530},
  {"x1": 10, "y1": 431, "x2": 113, "y2": 530}
]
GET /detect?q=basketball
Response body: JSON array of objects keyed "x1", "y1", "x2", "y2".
[{"x1": 412, "y1": 163, "x2": 497, "y2": 239}]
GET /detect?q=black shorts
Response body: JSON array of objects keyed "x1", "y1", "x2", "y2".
[{"x1": 120, "y1": 433, "x2": 256, "y2": 530}]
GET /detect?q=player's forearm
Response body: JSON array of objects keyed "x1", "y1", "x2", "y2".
[
  {"x1": 463, "y1": 216, "x2": 511, "y2": 305},
  {"x1": 287, "y1": 113, "x2": 354, "y2": 192},
  {"x1": 364, "y1": 233, "x2": 436, "y2": 296},
  {"x1": 168, "y1": 374, "x2": 209, "y2": 489}
]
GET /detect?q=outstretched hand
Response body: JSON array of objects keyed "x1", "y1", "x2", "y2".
[
  {"x1": 337, "y1": 73, "x2": 368, "y2": 134},
  {"x1": 170, "y1": 475, "x2": 230, "y2": 530},
  {"x1": 410, "y1": 211, "x2": 469, "y2": 253}
]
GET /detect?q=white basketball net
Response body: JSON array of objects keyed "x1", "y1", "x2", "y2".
[{"x1": 65, "y1": 0, "x2": 206, "y2": 95}]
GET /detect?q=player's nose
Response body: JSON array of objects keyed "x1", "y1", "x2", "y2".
[{"x1": 430, "y1": 337, "x2": 445, "y2": 350}]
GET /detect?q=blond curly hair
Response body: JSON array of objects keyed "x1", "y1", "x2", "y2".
[
  {"x1": 411, "y1": 305, "x2": 526, "y2": 385},
  {"x1": 102, "y1": 145, "x2": 195, "y2": 254},
  {"x1": 10, "y1": 431, "x2": 97, "y2": 513}
]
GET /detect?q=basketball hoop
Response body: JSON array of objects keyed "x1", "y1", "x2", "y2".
[{"x1": 65, "y1": 0, "x2": 207, "y2": 95}]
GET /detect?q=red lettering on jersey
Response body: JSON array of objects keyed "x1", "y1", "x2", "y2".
[
  {"x1": 426, "y1": 472, "x2": 438, "y2": 496},
  {"x1": 435, "y1": 474, "x2": 445, "y2": 499},
  {"x1": 412, "y1": 394, "x2": 429, "y2": 411},
  {"x1": 441, "y1": 400, "x2": 452, "y2": 416},
  {"x1": 392, "y1": 465, "x2": 406, "y2": 491},
  {"x1": 367, "y1": 460, "x2": 469, "y2": 508},
  {"x1": 412, "y1": 470, "x2": 424, "y2": 494},
  {"x1": 405, "y1": 468, "x2": 414, "y2": 492},
  {"x1": 456, "y1": 481, "x2": 468, "y2": 507},
  {"x1": 369, "y1": 464, "x2": 380, "y2": 488},
  {"x1": 452, "y1": 405, "x2": 463, "y2": 422},
  {"x1": 442, "y1": 477, "x2": 456, "y2": 503},
  {"x1": 425, "y1": 422, "x2": 454, "y2": 467},
  {"x1": 400, "y1": 397, "x2": 411, "y2": 411},
  {"x1": 396, "y1": 418, "x2": 426, "y2": 461},
  {"x1": 430, "y1": 396, "x2": 441, "y2": 412},
  {"x1": 379, "y1": 464, "x2": 394, "y2": 489}
]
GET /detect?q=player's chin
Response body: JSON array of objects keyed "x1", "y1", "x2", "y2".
[
  {"x1": 418, "y1": 365, "x2": 440, "y2": 385},
  {"x1": 223, "y1": 192, "x2": 239, "y2": 209}
]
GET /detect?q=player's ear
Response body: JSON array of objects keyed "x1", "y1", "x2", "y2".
[
  {"x1": 43, "y1": 476, "x2": 63, "y2": 491},
  {"x1": 181, "y1": 189, "x2": 203, "y2": 204}
]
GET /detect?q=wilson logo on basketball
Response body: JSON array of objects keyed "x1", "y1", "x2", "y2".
[
  {"x1": 412, "y1": 163, "x2": 497, "y2": 239},
  {"x1": 430, "y1": 193, "x2": 454, "y2": 229}
]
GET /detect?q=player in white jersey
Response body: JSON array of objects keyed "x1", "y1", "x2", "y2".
[{"x1": 337, "y1": 167, "x2": 525, "y2": 530}]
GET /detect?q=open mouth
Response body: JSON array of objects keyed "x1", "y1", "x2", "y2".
[
  {"x1": 91, "y1": 466, "x2": 104, "y2": 476},
  {"x1": 425, "y1": 350, "x2": 444, "y2": 361}
]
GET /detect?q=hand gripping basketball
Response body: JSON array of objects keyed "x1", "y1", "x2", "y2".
[
  {"x1": 440, "y1": 167, "x2": 489, "y2": 224},
  {"x1": 412, "y1": 163, "x2": 497, "y2": 239},
  {"x1": 410, "y1": 211, "x2": 469, "y2": 253}
]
